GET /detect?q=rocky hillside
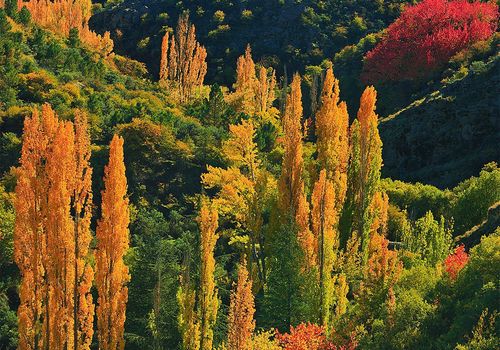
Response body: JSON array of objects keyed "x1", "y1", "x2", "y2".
[{"x1": 380, "y1": 54, "x2": 500, "y2": 188}]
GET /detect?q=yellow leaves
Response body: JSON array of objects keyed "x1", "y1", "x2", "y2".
[
  {"x1": 14, "y1": 104, "x2": 94, "y2": 350},
  {"x1": 278, "y1": 74, "x2": 315, "y2": 270},
  {"x1": 160, "y1": 13, "x2": 207, "y2": 102},
  {"x1": 202, "y1": 166, "x2": 255, "y2": 223},
  {"x1": 198, "y1": 201, "x2": 219, "y2": 350},
  {"x1": 233, "y1": 45, "x2": 278, "y2": 120},
  {"x1": 223, "y1": 119, "x2": 260, "y2": 177},
  {"x1": 227, "y1": 259, "x2": 255, "y2": 350},
  {"x1": 315, "y1": 68, "x2": 349, "y2": 208},
  {"x1": 96, "y1": 134, "x2": 130, "y2": 350}
]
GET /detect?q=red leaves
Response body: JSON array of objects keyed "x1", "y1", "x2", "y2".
[
  {"x1": 276, "y1": 323, "x2": 357, "y2": 350},
  {"x1": 444, "y1": 245, "x2": 469, "y2": 280},
  {"x1": 363, "y1": 0, "x2": 498, "y2": 82}
]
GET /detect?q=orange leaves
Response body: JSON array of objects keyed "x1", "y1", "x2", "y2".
[
  {"x1": 277, "y1": 323, "x2": 331, "y2": 350},
  {"x1": 198, "y1": 202, "x2": 219, "y2": 350},
  {"x1": 14, "y1": 104, "x2": 94, "y2": 350},
  {"x1": 159, "y1": 13, "x2": 207, "y2": 102},
  {"x1": 96, "y1": 134, "x2": 130, "y2": 350},
  {"x1": 366, "y1": 233, "x2": 401, "y2": 287},
  {"x1": 315, "y1": 68, "x2": 349, "y2": 203},
  {"x1": 233, "y1": 45, "x2": 278, "y2": 120},
  {"x1": 278, "y1": 74, "x2": 314, "y2": 269},
  {"x1": 227, "y1": 259, "x2": 255, "y2": 350},
  {"x1": 15, "y1": 0, "x2": 113, "y2": 55}
]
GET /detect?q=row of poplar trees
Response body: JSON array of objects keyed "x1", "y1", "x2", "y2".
[
  {"x1": 14, "y1": 104, "x2": 130, "y2": 350},
  {"x1": 172, "y1": 37, "x2": 400, "y2": 348}
]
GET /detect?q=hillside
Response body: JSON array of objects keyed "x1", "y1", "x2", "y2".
[
  {"x1": 90, "y1": 0, "x2": 410, "y2": 83},
  {"x1": 0, "y1": 2, "x2": 499, "y2": 350},
  {"x1": 380, "y1": 52, "x2": 500, "y2": 188}
]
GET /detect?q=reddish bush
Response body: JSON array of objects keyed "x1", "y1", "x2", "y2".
[
  {"x1": 276, "y1": 323, "x2": 357, "y2": 350},
  {"x1": 362, "y1": 0, "x2": 498, "y2": 82},
  {"x1": 444, "y1": 245, "x2": 469, "y2": 280}
]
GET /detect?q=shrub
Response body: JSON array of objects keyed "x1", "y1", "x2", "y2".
[{"x1": 362, "y1": 0, "x2": 498, "y2": 82}]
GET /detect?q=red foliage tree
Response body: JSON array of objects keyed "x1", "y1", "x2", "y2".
[
  {"x1": 363, "y1": 0, "x2": 498, "y2": 82},
  {"x1": 276, "y1": 323, "x2": 357, "y2": 350},
  {"x1": 444, "y1": 245, "x2": 469, "y2": 280}
]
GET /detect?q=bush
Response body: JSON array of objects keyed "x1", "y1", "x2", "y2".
[{"x1": 363, "y1": 0, "x2": 498, "y2": 82}]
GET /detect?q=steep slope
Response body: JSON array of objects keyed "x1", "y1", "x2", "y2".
[
  {"x1": 380, "y1": 54, "x2": 500, "y2": 188},
  {"x1": 90, "y1": 0, "x2": 410, "y2": 83}
]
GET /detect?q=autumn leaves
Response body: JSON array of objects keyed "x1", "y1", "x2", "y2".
[{"x1": 14, "y1": 105, "x2": 129, "y2": 350}]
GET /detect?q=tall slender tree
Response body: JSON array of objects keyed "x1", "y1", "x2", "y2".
[
  {"x1": 227, "y1": 258, "x2": 255, "y2": 350},
  {"x1": 311, "y1": 170, "x2": 336, "y2": 329},
  {"x1": 198, "y1": 202, "x2": 219, "y2": 350},
  {"x1": 313, "y1": 68, "x2": 350, "y2": 328},
  {"x1": 15, "y1": 105, "x2": 57, "y2": 350},
  {"x1": 15, "y1": 105, "x2": 95, "y2": 350},
  {"x1": 177, "y1": 259, "x2": 200, "y2": 350},
  {"x1": 345, "y1": 86, "x2": 383, "y2": 263},
  {"x1": 278, "y1": 74, "x2": 314, "y2": 269},
  {"x1": 71, "y1": 111, "x2": 94, "y2": 350},
  {"x1": 159, "y1": 13, "x2": 207, "y2": 102},
  {"x1": 96, "y1": 135, "x2": 130, "y2": 350}
]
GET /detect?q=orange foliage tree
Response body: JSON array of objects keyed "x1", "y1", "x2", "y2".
[
  {"x1": 8, "y1": 0, "x2": 113, "y2": 55},
  {"x1": 227, "y1": 258, "x2": 256, "y2": 350},
  {"x1": 233, "y1": 45, "x2": 277, "y2": 121},
  {"x1": 159, "y1": 13, "x2": 207, "y2": 102},
  {"x1": 278, "y1": 74, "x2": 314, "y2": 269},
  {"x1": 14, "y1": 104, "x2": 94, "y2": 350},
  {"x1": 346, "y1": 86, "x2": 383, "y2": 263},
  {"x1": 198, "y1": 202, "x2": 219, "y2": 350},
  {"x1": 313, "y1": 68, "x2": 350, "y2": 328},
  {"x1": 96, "y1": 135, "x2": 130, "y2": 350},
  {"x1": 357, "y1": 233, "x2": 402, "y2": 321}
]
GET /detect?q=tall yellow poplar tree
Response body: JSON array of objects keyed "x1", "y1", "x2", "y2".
[
  {"x1": 310, "y1": 170, "x2": 336, "y2": 329},
  {"x1": 346, "y1": 86, "x2": 383, "y2": 263},
  {"x1": 71, "y1": 111, "x2": 95, "y2": 350},
  {"x1": 278, "y1": 74, "x2": 314, "y2": 269},
  {"x1": 313, "y1": 68, "x2": 350, "y2": 328},
  {"x1": 177, "y1": 266, "x2": 200, "y2": 350},
  {"x1": 202, "y1": 119, "x2": 273, "y2": 285},
  {"x1": 198, "y1": 202, "x2": 219, "y2": 350},
  {"x1": 227, "y1": 258, "x2": 256, "y2": 350},
  {"x1": 15, "y1": 105, "x2": 57, "y2": 350},
  {"x1": 96, "y1": 135, "x2": 130, "y2": 350},
  {"x1": 233, "y1": 45, "x2": 277, "y2": 122},
  {"x1": 15, "y1": 105, "x2": 94, "y2": 350},
  {"x1": 159, "y1": 13, "x2": 207, "y2": 102}
]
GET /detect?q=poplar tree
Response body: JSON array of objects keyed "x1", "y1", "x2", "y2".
[
  {"x1": 198, "y1": 202, "x2": 219, "y2": 350},
  {"x1": 227, "y1": 258, "x2": 255, "y2": 350},
  {"x1": 159, "y1": 13, "x2": 207, "y2": 102},
  {"x1": 233, "y1": 45, "x2": 278, "y2": 122},
  {"x1": 313, "y1": 68, "x2": 350, "y2": 328},
  {"x1": 278, "y1": 74, "x2": 314, "y2": 269},
  {"x1": 345, "y1": 86, "x2": 383, "y2": 263},
  {"x1": 311, "y1": 170, "x2": 336, "y2": 329},
  {"x1": 15, "y1": 105, "x2": 95, "y2": 350},
  {"x1": 15, "y1": 105, "x2": 58, "y2": 350},
  {"x1": 96, "y1": 135, "x2": 130, "y2": 350},
  {"x1": 11, "y1": 0, "x2": 113, "y2": 54}
]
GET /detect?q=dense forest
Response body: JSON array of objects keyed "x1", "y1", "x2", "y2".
[{"x1": 0, "y1": 0, "x2": 499, "y2": 349}]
